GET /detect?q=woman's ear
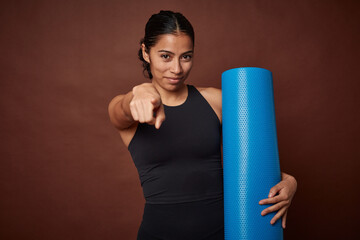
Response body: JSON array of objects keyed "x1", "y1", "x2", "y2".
[{"x1": 142, "y1": 43, "x2": 150, "y2": 63}]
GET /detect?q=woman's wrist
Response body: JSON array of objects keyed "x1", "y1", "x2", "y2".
[{"x1": 282, "y1": 173, "x2": 297, "y2": 188}]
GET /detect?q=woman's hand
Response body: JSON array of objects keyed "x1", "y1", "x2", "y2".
[
  {"x1": 258, "y1": 172, "x2": 297, "y2": 229},
  {"x1": 130, "y1": 83, "x2": 166, "y2": 129}
]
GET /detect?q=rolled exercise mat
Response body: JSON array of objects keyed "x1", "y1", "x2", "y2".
[{"x1": 222, "y1": 67, "x2": 283, "y2": 240}]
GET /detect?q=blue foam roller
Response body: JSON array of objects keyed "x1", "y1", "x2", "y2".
[{"x1": 222, "y1": 67, "x2": 283, "y2": 240}]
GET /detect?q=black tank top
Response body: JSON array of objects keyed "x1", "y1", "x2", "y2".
[{"x1": 128, "y1": 85, "x2": 223, "y2": 204}]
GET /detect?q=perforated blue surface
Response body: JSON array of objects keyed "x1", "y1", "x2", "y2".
[{"x1": 222, "y1": 67, "x2": 283, "y2": 240}]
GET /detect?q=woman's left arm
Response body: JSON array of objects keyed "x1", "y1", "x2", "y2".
[{"x1": 259, "y1": 172, "x2": 297, "y2": 229}]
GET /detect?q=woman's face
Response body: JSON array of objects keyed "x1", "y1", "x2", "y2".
[{"x1": 142, "y1": 33, "x2": 194, "y2": 91}]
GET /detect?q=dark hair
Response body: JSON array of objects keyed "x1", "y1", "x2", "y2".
[{"x1": 138, "y1": 10, "x2": 195, "y2": 79}]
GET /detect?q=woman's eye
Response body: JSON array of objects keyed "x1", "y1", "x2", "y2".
[
  {"x1": 182, "y1": 55, "x2": 192, "y2": 61},
  {"x1": 161, "y1": 54, "x2": 170, "y2": 59}
]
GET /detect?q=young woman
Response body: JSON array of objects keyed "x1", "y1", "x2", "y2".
[{"x1": 108, "y1": 10, "x2": 297, "y2": 240}]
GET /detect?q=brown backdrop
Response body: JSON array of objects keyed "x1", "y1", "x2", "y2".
[{"x1": 1, "y1": 0, "x2": 359, "y2": 239}]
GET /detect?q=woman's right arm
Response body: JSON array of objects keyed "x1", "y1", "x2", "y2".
[
  {"x1": 108, "y1": 83, "x2": 166, "y2": 131},
  {"x1": 108, "y1": 90, "x2": 135, "y2": 130}
]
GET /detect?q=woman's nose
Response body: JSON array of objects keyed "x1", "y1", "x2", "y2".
[{"x1": 170, "y1": 59, "x2": 182, "y2": 74}]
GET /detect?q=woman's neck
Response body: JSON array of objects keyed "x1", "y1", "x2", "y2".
[{"x1": 152, "y1": 82, "x2": 188, "y2": 106}]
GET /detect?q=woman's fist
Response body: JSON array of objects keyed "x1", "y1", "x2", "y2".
[{"x1": 130, "y1": 83, "x2": 166, "y2": 129}]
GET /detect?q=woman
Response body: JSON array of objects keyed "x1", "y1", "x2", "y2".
[{"x1": 108, "y1": 10, "x2": 297, "y2": 240}]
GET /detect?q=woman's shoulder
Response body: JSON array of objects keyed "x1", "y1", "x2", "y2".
[
  {"x1": 196, "y1": 86, "x2": 221, "y2": 94},
  {"x1": 194, "y1": 86, "x2": 222, "y2": 104}
]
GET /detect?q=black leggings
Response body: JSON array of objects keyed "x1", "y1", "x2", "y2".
[{"x1": 137, "y1": 198, "x2": 224, "y2": 240}]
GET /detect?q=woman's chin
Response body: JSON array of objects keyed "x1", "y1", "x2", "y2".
[
  {"x1": 166, "y1": 81, "x2": 186, "y2": 91},
  {"x1": 153, "y1": 79, "x2": 186, "y2": 91}
]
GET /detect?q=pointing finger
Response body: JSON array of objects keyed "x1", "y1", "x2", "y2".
[{"x1": 155, "y1": 104, "x2": 165, "y2": 129}]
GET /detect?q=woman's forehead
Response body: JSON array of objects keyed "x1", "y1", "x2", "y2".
[{"x1": 152, "y1": 33, "x2": 193, "y2": 52}]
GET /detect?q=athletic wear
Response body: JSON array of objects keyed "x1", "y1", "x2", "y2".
[
  {"x1": 128, "y1": 85, "x2": 224, "y2": 239},
  {"x1": 137, "y1": 198, "x2": 224, "y2": 239}
]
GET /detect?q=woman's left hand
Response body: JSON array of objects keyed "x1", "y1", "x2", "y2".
[{"x1": 259, "y1": 172, "x2": 297, "y2": 229}]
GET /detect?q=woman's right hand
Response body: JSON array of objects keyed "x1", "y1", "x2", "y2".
[{"x1": 130, "y1": 83, "x2": 166, "y2": 129}]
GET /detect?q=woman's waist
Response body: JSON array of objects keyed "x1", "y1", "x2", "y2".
[
  {"x1": 143, "y1": 196, "x2": 224, "y2": 214},
  {"x1": 140, "y1": 169, "x2": 224, "y2": 204}
]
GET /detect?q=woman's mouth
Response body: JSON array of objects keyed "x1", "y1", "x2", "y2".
[{"x1": 165, "y1": 77, "x2": 182, "y2": 83}]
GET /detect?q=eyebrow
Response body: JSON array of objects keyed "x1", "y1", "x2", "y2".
[{"x1": 158, "y1": 50, "x2": 194, "y2": 55}]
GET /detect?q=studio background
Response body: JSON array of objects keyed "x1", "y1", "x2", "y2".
[{"x1": 1, "y1": 0, "x2": 359, "y2": 239}]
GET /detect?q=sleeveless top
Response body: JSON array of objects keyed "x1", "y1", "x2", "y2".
[{"x1": 128, "y1": 85, "x2": 223, "y2": 204}]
